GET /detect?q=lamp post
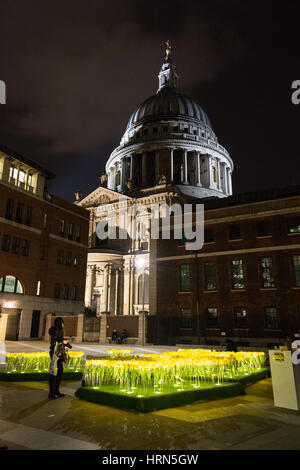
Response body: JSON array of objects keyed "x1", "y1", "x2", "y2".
[{"x1": 136, "y1": 257, "x2": 146, "y2": 345}]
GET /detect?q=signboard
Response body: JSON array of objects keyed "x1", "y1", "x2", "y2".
[
  {"x1": 1, "y1": 308, "x2": 20, "y2": 315},
  {"x1": 274, "y1": 352, "x2": 285, "y2": 362}
]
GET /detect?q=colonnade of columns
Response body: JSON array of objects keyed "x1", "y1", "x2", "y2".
[
  {"x1": 85, "y1": 263, "x2": 119, "y2": 315},
  {"x1": 107, "y1": 148, "x2": 232, "y2": 195},
  {"x1": 85, "y1": 259, "x2": 149, "y2": 316}
]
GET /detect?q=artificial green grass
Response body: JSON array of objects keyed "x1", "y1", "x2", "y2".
[
  {"x1": 229, "y1": 368, "x2": 270, "y2": 387},
  {"x1": 75, "y1": 381, "x2": 245, "y2": 412},
  {"x1": 0, "y1": 368, "x2": 83, "y2": 382},
  {"x1": 74, "y1": 369, "x2": 269, "y2": 412}
]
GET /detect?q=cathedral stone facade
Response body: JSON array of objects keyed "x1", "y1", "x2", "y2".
[{"x1": 77, "y1": 46, "x2": 233, "y2": 323}]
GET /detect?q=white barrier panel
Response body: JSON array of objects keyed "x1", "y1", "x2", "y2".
[{"x1": 269, "y1": 350, "x2": 300, "y2": 411}]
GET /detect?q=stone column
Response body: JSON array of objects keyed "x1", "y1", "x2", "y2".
[
  {"x1": 217, "y1": 159, "x2": 222, "y2": 190},
  {"x1": 196, "y1": 151, "x2": 202, "y2": 186},
  {"x1": 207, "y1": 155, "x2": 213, "y2": 188},
  {"x1": 138, "y1": 312, "x2": 148, "y2": 345},
  {"x1": 142, "y1": 152, "x2": 147, "y2": 186},
  {"x1": 183, "y1": 149, "x2": 188, "y2": 184},
  {"x1": 228, "y1": 169, "x2": 233, "y2": 195},
  {"x1": 2, "y1": 157, "x2": 11, "y2": 182},
  {"x1": 155, "y1": 150, "x2": 160, "y2": 184},
  {"x1": 170, "y1": 148, "x2": 174, "y2": 182},
  {"x1": 114, "y1": 268, "x2": 119, "y2": 315},
  {"x1": 85, "y1": 265, "x2": 94, "y2": 307},
  {"x1": 129, "y1": 155, "x2": 133, "y2": 180},
  {"x1": 123, "y1": 259, "x2": 131, "y2": 315},
  {"x1": 107, "y1": 263, "x2": 112, "y2": 313},
  {"x1": 120, "y1": 159, "x2": 124, "y2": 192},
  {"x1": 102, "y1": 265, "x2": 109, "y2": 312},
  {"x1": 110, "y1": 166, "x2": 115, "y2": 190},
  {"x1": 74, "y1": 314, "x2": 84, "y2": 343},
  {"x1": 44, "y1": 314, "x2": 53, "y2": 341},
  {"x1": 130, "y1": 261, "x2": 135, "y2": 315},
  {"x1": 223, "y1": 164, "x2": 228, "y2": 194},
  {"x1": 99, "y1": 313, "x2": 108, "y2": 344}
]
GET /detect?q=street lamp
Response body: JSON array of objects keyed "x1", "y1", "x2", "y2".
[{"x1": 136, "y1": 257, "x2": 146, "y2": 345}]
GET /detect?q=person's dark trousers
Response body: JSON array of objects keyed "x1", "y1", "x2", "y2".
[
  {"x1": 54, "y1": 359, "x2": 63, "y2": 395},
  {"x1": 48, "y1": 359, "x2": 63, "y2": 398},
  {"x1": 49, "y1": 373, "x2": 56, "y2": 398}
]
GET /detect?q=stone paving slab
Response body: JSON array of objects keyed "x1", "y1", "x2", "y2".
[
  {"x1": 0, "y1": 378, "x2": 300, "y2": 450},
  {"x1": 0, "y1": 419, "x2": 99, "y2": 450}
]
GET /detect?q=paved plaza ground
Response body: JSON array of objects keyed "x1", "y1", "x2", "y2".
[{"x1": 0, "y1": 341, "x2": 300, "y2": 451}]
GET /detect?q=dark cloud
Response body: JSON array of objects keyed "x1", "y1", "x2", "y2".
[{"x1": 0, "y1": 0, "x2": 299, "y2": 199}]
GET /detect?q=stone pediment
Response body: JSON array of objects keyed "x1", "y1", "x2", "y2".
[{"x1": 78, "y1": 186, "x2": 131, "y2": 209}]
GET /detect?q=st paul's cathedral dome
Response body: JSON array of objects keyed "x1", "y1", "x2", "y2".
[{"x1": 105, "y1": 43, "x2": 233, "y2": 200}]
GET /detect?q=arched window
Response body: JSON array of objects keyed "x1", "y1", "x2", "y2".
[
  {"x1": 0, "y1": 275, "x2": 23, "y2": 294},
  {"x1": 138, "y1": 272, "x2": 149, "y2": 305}
]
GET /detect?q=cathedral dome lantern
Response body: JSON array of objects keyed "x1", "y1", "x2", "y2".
[{"x1": 106, "y1": 42, "x2": 233, "y2": 199}]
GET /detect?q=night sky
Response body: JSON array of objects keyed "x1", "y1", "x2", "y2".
[{"x1": 0, "y1": 0, "x2": 299, "y2": 201}]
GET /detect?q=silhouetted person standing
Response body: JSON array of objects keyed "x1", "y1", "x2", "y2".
[{"x1": 48, "y1": 317, "x2": 72, "y2": 399}]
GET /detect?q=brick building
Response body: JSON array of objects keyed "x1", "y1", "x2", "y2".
[
  {"x1": 0, "y1": 145, "x2": 89, "y2": 340},
  {"x1": 149, "y1": 185, "x2": 300, "y2": 347}
]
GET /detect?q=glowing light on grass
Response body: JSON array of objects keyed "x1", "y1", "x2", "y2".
[
  {"x1": 5, "y1": 351, "x2": 84, "y2": 372},
  {"x1": 82, "y1": 349, "x2": 266, "y2": 393},
  {"x1": 106, "y1": 349, "x2": 133, "y2": 359}
]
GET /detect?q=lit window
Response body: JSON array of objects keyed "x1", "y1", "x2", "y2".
[
  {"x1": 288, "y1": 217, "x2": 300, "y2": 234},
  {"x1": 232, "y1": 260, "x2": 245, "y2": 289},
  {"x1": 27, "y1": 173, "x2": 33, "y2": 188},
  {"x1": 260, "y1": 257, "x2": 275, "y2": 288},
  {"x1": 9, "y1": 166, "x2": 18, "y2": 180},
  {"x1": 36, "y1": 281, "x2": 41, "y2": 296},
  {"x1": 73, "y1": 255, "x2": 79, "y2": 267},
  {"x1": 0, "y1": 275, "x2": 24, "y2": 294},
  {"x1": 234, "y1": 307, "x2": 248, "y2": 328},
  {"x1": 18, "y1": 170, "x2": 26, "y2": 184}
]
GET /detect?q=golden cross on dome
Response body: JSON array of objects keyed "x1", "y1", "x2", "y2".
[{"x1": 165, "y1": 40, "x2": 172, "y2": 60}]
